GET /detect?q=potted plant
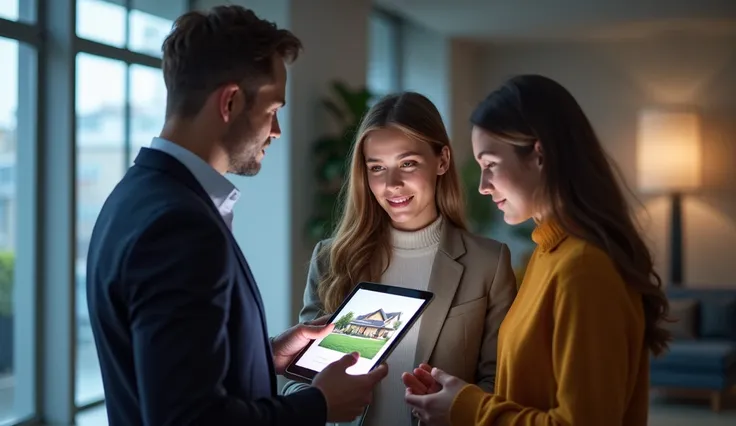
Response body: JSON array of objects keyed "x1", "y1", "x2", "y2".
[
  {"x1": 306, "y1": 81, "x2": 374, "y2": 241},
  {"x1": 0, "y1": 251, "x2": 14, "y2": 374}
]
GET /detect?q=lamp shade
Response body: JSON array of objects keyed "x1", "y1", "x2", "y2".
[{"x1": 636, "y1": 109, "x2": 702, "y2": 193}]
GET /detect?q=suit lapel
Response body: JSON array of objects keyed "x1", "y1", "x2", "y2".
[
  {"x1": 135, "y1": 149, "x2": 270, "y2": 322},
  {"x1": 414, "y1": 223, "x2": 466, "y2": 366}
]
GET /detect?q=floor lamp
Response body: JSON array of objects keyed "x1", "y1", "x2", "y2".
[{"x1": 636, "y1": 109, "x2": 702, "y2": 287}]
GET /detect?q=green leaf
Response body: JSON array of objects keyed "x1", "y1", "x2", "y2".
[
  {"x1": 332, "y1": 81, "x2": 353, "y2": 107},
  {"x1": 307, "y1": 217, "x2": 331, "y2": 241},
  {"x1": 0, "y1": 251, "x2": 14, "y2": 317},
  {"x1": 460, "y1": 158, "x2": 494, "y2": 234},
  {"x1": 307, "y1": 80, "x2": 374, "y2": 242},
  {"x1": 321, "y1": 156, "x2": 344, "y2": 182},
  {"x1": 321, "y1": 99, "x2": 346, "y2": 125},
  {"x1": 313, "y1": 136, "x2": 344, "y2": 157},
  {"x1": 345, "y1": 89, "x2": 372, "y2": 123},
  {"x1": 332, "y1": 81, "x2": 371, "y2": 124}
]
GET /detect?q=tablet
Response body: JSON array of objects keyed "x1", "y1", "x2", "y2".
[{"x1": 285, "y1": 281, "x2": 434, "y2": 382}]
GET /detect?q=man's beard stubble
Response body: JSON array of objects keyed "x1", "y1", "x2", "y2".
[{"x1": 222, "y1": 110, "x2": 267, "y2": 177}]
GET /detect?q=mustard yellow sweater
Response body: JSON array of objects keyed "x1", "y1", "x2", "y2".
[{"x1": 450, "y1": 220, "x2": 650, "y2": 426}]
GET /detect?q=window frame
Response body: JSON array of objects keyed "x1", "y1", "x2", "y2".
[
  {"x1": 0, "y1": 1, "x2": 196, "y2": 425},
  {"x1": 368, "y1": 6, "x2": 404, "y2": 96}
]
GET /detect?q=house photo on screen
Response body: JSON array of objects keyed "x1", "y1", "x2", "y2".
[{"x1": 320, "y1": 308, "x2": 403, "y2": 359}]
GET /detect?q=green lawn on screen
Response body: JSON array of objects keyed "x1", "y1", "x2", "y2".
[{"x1": 318, "y1": 333, "x2": 387, "y2": 359}]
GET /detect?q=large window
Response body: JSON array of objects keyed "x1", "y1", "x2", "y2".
[
  {"x1": 0, "y1": 0, "x2": 187, "y2": 421},
  {"x1": 73, "y1": 0, "x2": 183, "y2": 418},
  {"x1": 75, "y1": 53, "x2": 127, "y2": 406},
  {"x1": 0, "y1": 0, "x2": 35, "y2": 23},
  {"x1": 129, "y1": 64, "x2": 168, "y2": 162},
  {"x1": 367, "y1": 10, "x2": 401, "y2": 98},
  {"x1": 77, "y1": 0, "x2": 182, "y2": 57},
  {"x1": 74, "y1": 55, "x2": 168, "y2": 408},
  {"x1": 0, "y1": 32, "x2": 37, "y2": 426}
]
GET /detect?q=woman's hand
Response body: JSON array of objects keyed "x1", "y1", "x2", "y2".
[
  {"x1": 404, "y1": 367, "x2": 467, "y2": 426},
  {"x1": 402, "y1": 363, "x2": 441, "y2": 395}
]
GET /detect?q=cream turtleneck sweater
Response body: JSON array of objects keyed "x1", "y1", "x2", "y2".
[{"x1": 362, "y1": 215, "x2": 443, "y2": 426}]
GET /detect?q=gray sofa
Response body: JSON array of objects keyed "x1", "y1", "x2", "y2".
[{"x1": 650, "y1": 288, "x2": 736, "y2": 411}]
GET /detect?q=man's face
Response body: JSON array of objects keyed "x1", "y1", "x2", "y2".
[{"x1": 223, "y1": 55, "x2": 287, "y2": 176}]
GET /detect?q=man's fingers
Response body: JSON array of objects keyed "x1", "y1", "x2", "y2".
[
  {"x1": 368, "y1": 363, "x2": 388, "y2": 382},
  {"x1": 305, "y1": 314, "x2": 331, "y2": 326},
  {"x1": 363, "y1": 389, "x2": 373, "y2": 405},
  {"x1": 334, "y1": 352, "x2": 359, "y2": 369},
  {"x1": 299, "y1": 322, "x2": 335, "y2": 339}
]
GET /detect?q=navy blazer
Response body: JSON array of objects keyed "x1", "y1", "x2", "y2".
[{"x1": 86, "y1": 148, "x2": 326, "y2": 426}]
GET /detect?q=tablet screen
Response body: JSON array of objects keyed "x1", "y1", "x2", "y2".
[{"x1": 292, "y1": 285, "x2": 431, "y2": 376}]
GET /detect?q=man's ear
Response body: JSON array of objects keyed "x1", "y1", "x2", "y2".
[
  {"x1": 217, "y1": 83, "x2": 241, "y2": 123},
  {"x1": 437, "y1": 145, "x2": 451, "y2": 175}
]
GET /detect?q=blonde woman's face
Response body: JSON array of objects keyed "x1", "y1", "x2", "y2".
[
  {"x1": 363, "y1": 128, "x2": 449, "y2": 231},
  {"x1": 471, "y1": 125, "x2": 542, "y2": 225}
]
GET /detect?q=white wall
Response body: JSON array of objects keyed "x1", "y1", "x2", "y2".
[
  {"x1": 480, "y1": 32, "x2": 736, "y2": 287},
  {"x1": 287, "y1": 0, "x2": 370, "y2": 325},
  {"x1": 448, "y1": 39, "x2": 485, "y2": 164},
  {"x1": 194, "y1": 0, "x2": 370, "y2": 334}
]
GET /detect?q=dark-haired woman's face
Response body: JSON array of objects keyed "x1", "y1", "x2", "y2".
[
  {"x1": 471, "y1": 126, "x2": 542, "y2": 225},
  {"x1": 363, "y1": 128, "x2": 449, "y2": 231}
]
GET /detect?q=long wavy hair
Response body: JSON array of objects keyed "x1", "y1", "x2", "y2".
[
  {"x1": 318, "y1": 92, "x2": 468, "y2": 313},
  {"x1": 471, "y1": 74, "x2": 670, "y2": 356}
]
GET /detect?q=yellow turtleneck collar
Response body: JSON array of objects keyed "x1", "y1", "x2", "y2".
[{"x1": 531, "y1": 219, "x2": 568, "y2": 253}]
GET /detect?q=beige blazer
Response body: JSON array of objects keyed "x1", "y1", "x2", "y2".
[{"x1": 283, "y1": 221, "x2": 517, "y2": 424}]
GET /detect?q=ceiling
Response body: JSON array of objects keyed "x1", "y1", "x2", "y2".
[{"x1": 373, "y1": 0, "x2": 736, "y2": 41}]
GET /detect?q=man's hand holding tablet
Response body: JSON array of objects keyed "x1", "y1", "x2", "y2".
[
  {"x1": 272, "y1": 313, "x2": 389, "y2": 422},
  {"x1": 311, "y1": 352, "x2": 388, "y2": 421}
]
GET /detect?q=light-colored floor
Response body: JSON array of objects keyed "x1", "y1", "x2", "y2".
[
  {"x1": 649, "y1": 393, "x2": 736, "y2": 426},
  {"x1": 72, "y1": 396, "x2": 736, "y2": 426},
  {"x1": 5, "y1": 370, "x2": 736, "y2": 425}
]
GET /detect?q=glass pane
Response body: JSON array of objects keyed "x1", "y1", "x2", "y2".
[
  {"x1": 129, "y1": 0, "x2": 186, "y2": 57},
  {"x1": 76, "y1": 404, "x2": 108, "y2": 426},
  {"x1": 129, "y1": 64, "x2": 167, "y2": 164},
  {"x1": 367, "y1": 13, "x2": 400, "y2": 98},
  {"x1": 75, "y1": 53, "x2": 127, "y2": 406},
  {"x1": 0, "y1": 0, "x2": 35, "y2": 23},
  {"x1": 0, "y1": 36, "x2": 35, "y2": 424},
  {"x1": 76, "y1": 0, "x2": 126, "y2": 48}
]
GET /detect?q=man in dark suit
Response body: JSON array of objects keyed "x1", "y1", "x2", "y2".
[{"x1": 86, "y1": 5, "x2": 387, "y2": 426}]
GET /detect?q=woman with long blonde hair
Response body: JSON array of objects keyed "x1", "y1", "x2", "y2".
[
  {"x1": 283, "y1": 92, "x2": 517, "y2": 426},
  {"x1": 403, "y1": 75, "x2": 671, "y2": 426}
]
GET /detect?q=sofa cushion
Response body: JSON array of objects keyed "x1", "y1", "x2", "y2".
[
  {"x1": 665, "y1": 298, "x2": 699, "y2": 340},
  {"x1": 700, "y1": 296, "x2": 736, "y2": 340},
  {"x1": 651, "y1": 340, "x2": 736, "y2": 374},
  {"x1": 650, "y1": 370, "x2": 732, "y2": 390}
]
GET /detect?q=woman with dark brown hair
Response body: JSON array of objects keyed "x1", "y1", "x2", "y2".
[{"x1": 403, "y1": 75, "x2": 670, "y2": 426}]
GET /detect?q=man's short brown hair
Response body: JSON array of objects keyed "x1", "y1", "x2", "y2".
[{"x1": 161, "y1": 5, "x2": 302, "y2": 119}]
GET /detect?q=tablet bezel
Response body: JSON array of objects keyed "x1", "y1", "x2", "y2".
[{"x1": 284, "y1": 281, "x2": 434, "y2": 383}]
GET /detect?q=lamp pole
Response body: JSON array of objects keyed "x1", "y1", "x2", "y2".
[{"x1": 670, "y1": 192, "x2": 683, "y2": 286}]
